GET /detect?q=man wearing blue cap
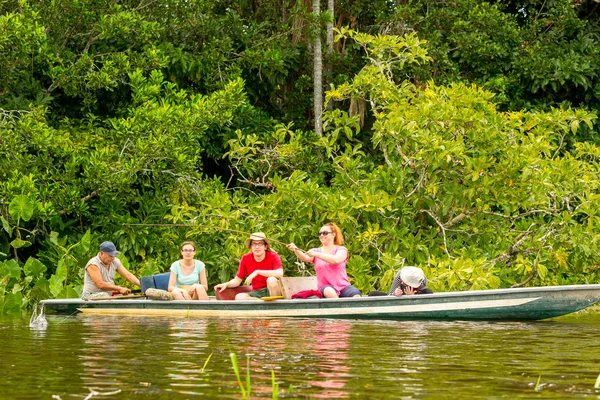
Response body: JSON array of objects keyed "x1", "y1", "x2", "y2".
[{"x1": 82, "y1": 241, "x2": 140, "y2": 299}]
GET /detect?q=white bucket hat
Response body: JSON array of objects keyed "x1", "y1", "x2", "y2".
[{"x1": 400, "y1": 266, "x2": 425, "y2": 288}]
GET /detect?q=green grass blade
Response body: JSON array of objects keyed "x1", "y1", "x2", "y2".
[
  {"x1": 246, "y1": 354, "x2": 252, "y2": 398},
  {"x1": 595, "y1": 373, "x2": 600, "y2": 389},
  {"x1": 229, "y1": 352, "x2": 246, "y2": 397},
  {"x1": 200, "y1": 353, "x2": 213, "y2": 373},
  {"x1": 272, "y1": 369, "x2": 279, "y2": 400}
]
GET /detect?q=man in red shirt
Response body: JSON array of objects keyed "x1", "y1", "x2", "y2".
[{"x1": 214, "y1": 232, "x2": 284, "y2": 300}]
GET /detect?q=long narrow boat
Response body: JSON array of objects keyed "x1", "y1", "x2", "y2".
[{"x1": 40, "y1": 284, "x2": 600, "y2": 321}]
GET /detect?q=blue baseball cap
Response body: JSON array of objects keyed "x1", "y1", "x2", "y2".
[{"x1": 99, "y1": 241, "x2": 119, "y2": 256}]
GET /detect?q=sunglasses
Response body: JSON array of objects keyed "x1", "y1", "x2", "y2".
[
  {"x1": 182, "y1": 249, "x2": 196, "y2": 253},
  {"x1": 318, "y1": 231, "x2": 332, "y2": 237}
]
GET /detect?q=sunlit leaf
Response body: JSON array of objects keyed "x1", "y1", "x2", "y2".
[
  {"x1": 49, "y1": 275, "x2": 64, "y2": 297},
  {"x1": 0, "y1": 216, "x2": 13, "y2": 236},
  {"x1": 24, "y1": 257, "x2": 47, "y2": 278},
  {"x1": 49, "y1": 231, "x2": 60, "y2": 246},
  {"x1": 8, "y1": 195, "x2": 35, "y2": 222},
  {"x1": 10, "y1": 238, "x2": 32, "y2": 249},
  {"x1": 4, "y1": 259, "x2": 21, "y2": 279}
]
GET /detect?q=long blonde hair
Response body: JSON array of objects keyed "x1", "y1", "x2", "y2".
[{"x1": 325, "y1": 222, "x2": 344, "y2": 245}]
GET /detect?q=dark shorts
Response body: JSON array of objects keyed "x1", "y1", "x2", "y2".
[
  {"x1": 247, "y1": 287, "x2": 270, "y2": 298},
  {"x1": 320, "y1": 285, "x2": 361, "y2": 298}
]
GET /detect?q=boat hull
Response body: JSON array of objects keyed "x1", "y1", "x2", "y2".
[{"x1": 40, "y1": 284, "x2": 600, "y2": 321}]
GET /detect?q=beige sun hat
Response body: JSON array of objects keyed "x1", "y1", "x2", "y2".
[
  {"x1": 244, "y1": 232, "x2": 270, "y2": 249},
  {"x1": 400, "y1": 266, "x2": 425, "y2": 288}
]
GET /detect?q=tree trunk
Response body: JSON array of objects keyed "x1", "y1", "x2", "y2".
[
  {"x1": 325, "y1": 0, "x2": 334, "y2": 111},
  {"x1": 313, "y1": 0, "x2": 323, "y2": 136}
]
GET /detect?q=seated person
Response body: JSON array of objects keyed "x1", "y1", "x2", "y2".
[
  {"x1": 369, "y1": 266, "x2": 433, "y2": 296},
  {"x1": 82, "y1": 241, "x2": 140, "y2": 299},
  {"x1": 214, "y1": 232, "x2": 283, "y2": 300},
  {"x1": 288, "y1": 222, "x2": 360, "y2": 298},
  {"x1": 168, "y1": 241, "x2": 209, "y2": 300}
]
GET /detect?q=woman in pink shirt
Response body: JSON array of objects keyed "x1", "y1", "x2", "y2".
[{"x1": 288, "y1": 223, "x2": 361, "y2": 298}]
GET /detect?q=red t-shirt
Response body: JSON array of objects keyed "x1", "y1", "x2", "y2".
[{"x1": 236, "y1": 250, "x2": 283, "y2": 290}]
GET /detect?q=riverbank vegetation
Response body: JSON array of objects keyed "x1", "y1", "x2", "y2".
[{"x1": 1, "y1": 0, "x2": 600, "y2": 312}]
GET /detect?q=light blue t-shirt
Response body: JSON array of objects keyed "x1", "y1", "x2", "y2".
[{"x1": 170, "y1": 260, "x2": 205, "y2": 287}]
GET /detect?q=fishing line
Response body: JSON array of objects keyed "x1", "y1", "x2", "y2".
[{"x1": 123, "y1": 223, "x2": 306, "y2": 252}]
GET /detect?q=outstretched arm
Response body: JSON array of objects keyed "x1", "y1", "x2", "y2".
[
  {"x1": 287, "y1": 243, "x2": 314, "y2": 263},
  {"x1": 307, "y1": 248, "x2": 347, "y2": 265}
]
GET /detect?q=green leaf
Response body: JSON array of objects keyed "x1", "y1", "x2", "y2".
[
  {"x1": 56, "y1": 286, "x2": 79, "y2": 299},
  {"x1": 31, "y1": 277, "x2": 50, "y2": 297},
  {"x1": 54, "y1": 258, "x2": 67, "y2": 281},
  {"x1": 49, "y1": 275, "x2": 64, "y2": 297},
  {"x1": 5, "y1": 259, "x2": 21, "y2": 279},
  {"x1": 80, "y1": 230, "x2": 91, "y2": 252},
  {"x1": 10, "y1": 238, "x2": 32, "y2": 249},
  {"x1": 0, "y1": 216, "x2": 13, "y2": 236},
  {"x1": 8, "y1": 195, "x2": 35, "y2": 222},
  {"x1": 3, "y1": 292, "x2": 23, "y2": 312},
  {"x1": 49, "y1": 231, "x2": 60, "y2": 246},
  {"x1": 24, "y1": 257, "x2": 47, "y2": 278}
]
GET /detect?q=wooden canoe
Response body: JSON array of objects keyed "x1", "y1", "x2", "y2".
[{"x1": 40, "y1": 284, "x2": 600, "y2": 321}]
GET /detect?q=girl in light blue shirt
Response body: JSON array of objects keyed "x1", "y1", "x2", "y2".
[{"x1": 168, "y1": 241, "x2": 209, "y2": 300}]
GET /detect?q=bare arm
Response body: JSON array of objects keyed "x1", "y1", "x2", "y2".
[
  {"x1": 199, "y1": 269, "x2": 208, "y2": 292},
  {"x1": 214, "y1": 276, "x2": 243, "y2": 292},
  {"x1": 244, "y1": 268, "x2": 284, "y2": 286},
  {"x1": 307, "y1": 248, "x2": 347, "y2": 264},
  {"x1": 117, "y1": 265, "x2": 140, "y2": 287},
  {"x1": 88, "y1": 265, "x2": 130, "y2": 294},
  {"x1": 287, "y1": 243, "x2": 314, "y2": 263},
  {"x1": 168, "y1": 271, "x2": 177, "y2": 292}
]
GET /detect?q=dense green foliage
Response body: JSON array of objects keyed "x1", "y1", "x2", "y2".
[{"x1": 1, "y1": 0, "x2": 599, "y2": 312}]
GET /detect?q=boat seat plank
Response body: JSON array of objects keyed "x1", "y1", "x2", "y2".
[{"x1": 280, "y1": 276, "x2": 317, "y2": 299}]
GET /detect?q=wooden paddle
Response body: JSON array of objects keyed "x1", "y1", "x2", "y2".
[
  {"x1": 259, "y1": 295, "x2": 285, "y2": 301},
  {"x1": 87, "y1": 294, "x2": 146, "y2": 301}
]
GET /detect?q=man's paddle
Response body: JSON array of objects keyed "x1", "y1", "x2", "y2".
[{"x1": 87, "y1": 294, "x2": 146, "y2": 301}]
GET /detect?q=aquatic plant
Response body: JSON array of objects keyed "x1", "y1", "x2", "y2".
[
  {"x1": 272, "y1": 369, "x2": 279, "y2": 400},
  {"x1": 200, "y1": 353, "x2": 213, "y2": 373},
  {"x1": 229, "y1": 352, "x2": 251, "y2": 398},
  {"x1": 595, "y1": 373, "x2": 600, "y2": 389},
  {"x1": 534, "y1": 375, "x2": 542, "y2": 391}
]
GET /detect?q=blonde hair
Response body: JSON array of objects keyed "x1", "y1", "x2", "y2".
[
  {"x1": 180, "y1": 241, "x2": 196, "y2": 252},
  {"x1": 325, "y1": 222, "x2": 344, "y2": 245}
]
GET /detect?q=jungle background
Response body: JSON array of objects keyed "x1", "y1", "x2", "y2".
[{"x1": 1, "y1": 0, "x2": 600, "y2": 312}]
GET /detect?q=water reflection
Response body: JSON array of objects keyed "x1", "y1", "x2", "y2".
[
  {"x1": 2, "y1": 313, "x2": 600, "y2": 398},
  {"x1": 310, "y1": 320, "x2": 352, "y2": 398},
  {"x1": 165, "y1": 320, "x2": 209, "y2": 396}
]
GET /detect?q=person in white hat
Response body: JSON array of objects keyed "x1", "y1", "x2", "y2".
[
  {"x1": 389, "y1": 266, "x2": 433, "y2": 296},
  {"x1": 214, "y1": 232, "x2": 283, "y2": 300},
  {"x1": 82, "y1": 241, "x2": 140, "y2": 299}
]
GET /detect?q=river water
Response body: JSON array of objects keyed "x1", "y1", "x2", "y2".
[{"x1": 1, "y1": 309, "x2": 600, "y2": 399}]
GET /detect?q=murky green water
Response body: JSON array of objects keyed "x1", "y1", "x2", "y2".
[{"x1": 2, "y1": 309, "x2": 600, "y2": 399}]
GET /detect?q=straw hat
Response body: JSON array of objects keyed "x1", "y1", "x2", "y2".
[
  {"x1": 400, "y1": 266, "x2": 425, "y2": 288},
  {"x1": 244, "y1": 232, "x2": 270, "y2": 249}
]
